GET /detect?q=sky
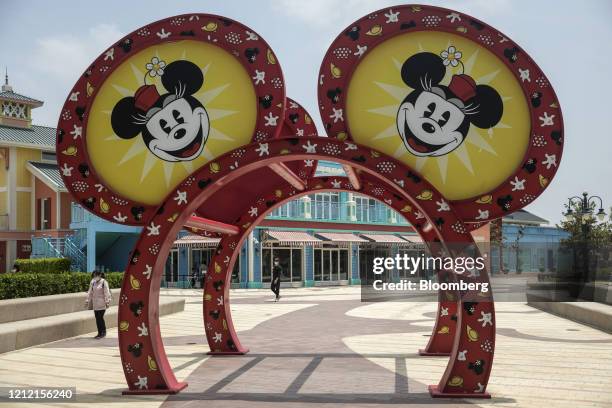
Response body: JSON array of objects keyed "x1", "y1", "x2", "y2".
[{"x1": 2, "y1": 0, "x2": 612, "y2": 225}]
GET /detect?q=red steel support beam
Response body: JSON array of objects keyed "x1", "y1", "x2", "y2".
[
  {"x1": 186, "y1": 215, "x2": 239, "y2": 235},
  {"x1": 268, "y1": 162, "x2": 306, "y2": 191},
  {"x1": 342, "y1": 164, "x2": 361, "y2": 191}
]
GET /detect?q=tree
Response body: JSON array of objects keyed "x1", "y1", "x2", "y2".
[
  {"x1": 558, "y1": 204, "x2": 612, "y2": 249},
  {"x1": 557, "y1": 203, "x2": 612, "y2": 283},
  {"x1": 489, "y1": 219, "x2": 504, "y2": 274}
]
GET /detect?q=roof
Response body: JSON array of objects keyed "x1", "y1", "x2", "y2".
[
  {"x1": 27, "y1": 161, "x2": 66, "y2": 191},
  {"x1": 360, "y1": 233, "x2": 410, "y2": 244},
  {"x1": 0, "y1": 90, "x2": 43, "y2": 106},
  {"x1": 173, "y1": 234, "x2": 221, "y2": 247},
  {"x1": 265, "y1": 230, "x2": 321, "y2": 245},
  {"x1": 316, "y1": 232, "x2": 368, "y2": 242},
  {"x1": 503, "y1": 209, "x2": 549, "y2": 226},
  {"x1": 0, "y1": 124, "x2": 55, "y2": 148}
]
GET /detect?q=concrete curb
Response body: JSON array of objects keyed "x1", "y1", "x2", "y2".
[
  {"x1": 528, "y1": 299, "x2": 612, "y2": 333},
  {"x1": 0, "y1": 289, "x2": 122, "y2": 324},
  {"x1": 0, "y1": 297, "x2": 184, "y2": 353}
]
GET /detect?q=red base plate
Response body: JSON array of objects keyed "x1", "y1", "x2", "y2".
[
  {"x1": 122, "y1": 381, "x2": 188, "y2": 395},
  {"x1": 428, "y1": 384, "x2": 491, "y2": 399},
  {"x1": 207, "y1": 348, "x2": 250, "y2": 355},
  {"x1": 418, "y1": 349, "x2": 451, "y2": 356}
]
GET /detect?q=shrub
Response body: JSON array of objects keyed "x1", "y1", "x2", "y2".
[
  {"x1": 0, "y1": 272, "x2": 124, "y2": 300},
  {"x1": 14, "y1": 258, "x2": 71, "y2": 274}
]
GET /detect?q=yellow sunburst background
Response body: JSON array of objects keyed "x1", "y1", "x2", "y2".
[
  {"x1": 87, "y1": 40, "x2": 257, "y2": 205},
  {"x1": 346, "y1": 31, "x2": 530, "y2": 201}
]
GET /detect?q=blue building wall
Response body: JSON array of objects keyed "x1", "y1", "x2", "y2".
[
  {"x1": 250, "y1": 229, "x2": 263, "y2": 287},
  {"x1": 98, "y1": 234, "x2": 139, "y2": 271},
  {"x1": 490, "y1": 224, "x2": 570, "y2": 273},
  {"x1": 70, "y1": 204, "x2": 141, "y2": 272},
  {"x1": 238, "y1": 242, "x2": 248, "y2": 288},
  {"x1": 351, "y1": 245, "x2": 360, "y2": 284},
  {"x1": 304, "y1": 246, "x2": 314, "y2": 286}
]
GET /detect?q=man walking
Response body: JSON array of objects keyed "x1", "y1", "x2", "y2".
[{"x1": 271, "y1": 257, "x2": 282, "y2": 302}]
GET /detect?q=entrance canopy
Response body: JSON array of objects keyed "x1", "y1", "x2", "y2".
[
  {"x1": 173, "y1": 234, "x2": 221, "y2": 248},
  {"x1": 316, "y1": 232, "x2": 368, "y2": 242},
  {"x1": 399, "y1": 234, "x2": 426, "y2": 249},
  {"x1": 264, "y1": 230, "x2": 321, "y2": 246},
  {"x1": 360, "y1": 233, "x2": 409, "y2": 245}
]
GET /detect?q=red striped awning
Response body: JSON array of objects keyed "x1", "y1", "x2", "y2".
[
  {"x1": 360, "y1": 234, "x2": 409, "y2": 244},
  {"x1": 265, "y1": 230, "x2": 321, "y2": 246},
  {"x1": 317, "y1": 232, "x2": 368, "y2": 242},
  {"x1": 400, "y1": 234, "x2": 423, "y2": 243},
  {"x1": 173, "y1": 234, "x2": 221, "y2": 248}
]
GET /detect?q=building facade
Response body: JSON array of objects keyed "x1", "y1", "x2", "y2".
[
  {"x1": 164, "y1": 183, "x2": 428, "y2": 288},
  {"x1": 490, "y1": 210, "x2": 570, "y2": 274},
  {"x1": 0, "y1": 75, "x2": 77, "y2": 272}
]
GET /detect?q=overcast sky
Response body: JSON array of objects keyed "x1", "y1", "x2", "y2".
[{"x1": 2, "y1": 0, "x2": 611, "y2": 225}]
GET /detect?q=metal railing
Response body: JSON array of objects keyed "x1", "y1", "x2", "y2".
[
  {"x1": 355, "y1": 204, "x2": 388, "y2": 223},
  {"x1": 71, "y1": 203, "x2": 99, "y2": 223},
  {"x1": 31, "y1": 234, "x2": 87, "y2": 272},
  {"x1": 269, "y1": 200, "x2": 304, "y2": 218},
  {"x1": 267, "y1": 201, "x2": 408, "y2": 225},
  {"x1": 64, "y1": 235, "x2": 87, "y2": 271}
]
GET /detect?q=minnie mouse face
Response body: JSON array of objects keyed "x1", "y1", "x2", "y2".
[
  {"x1": 111, "y1": 60, "x2": 209, "y2": 162},
  {"x1": 396, "y1": 52, "x2": 503, "y2": 157}
]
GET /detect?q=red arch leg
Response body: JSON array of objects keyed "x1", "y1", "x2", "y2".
[{"x1": 430, "y1": 240, "x2": 495, "y2": 398}]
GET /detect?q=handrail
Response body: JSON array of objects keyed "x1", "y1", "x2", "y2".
[{"x1": 31, "y1": 235, "x2": 87, "y2": 272}]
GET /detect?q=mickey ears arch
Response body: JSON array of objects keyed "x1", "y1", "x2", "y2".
[
  {"x1": 57, "y1": 14, "x2": 286, "y2": 225},
  {"x1": 318, "y1": 4, "x2": 564, "y2": 223}
]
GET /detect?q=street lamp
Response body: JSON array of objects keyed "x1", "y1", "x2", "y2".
[
  {"x1": 564, "y1": 192, "x2": 606, "y2": 222},
  {"x1": 563, "y1": 192, "x2": 607, "y2": 287}
]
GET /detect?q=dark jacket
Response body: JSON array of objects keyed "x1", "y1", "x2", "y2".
[{"x1": 272, "y1": 264, "x2": 282, "y2": 279}]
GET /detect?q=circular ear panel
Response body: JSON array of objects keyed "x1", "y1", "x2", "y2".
[
  {"x1": 57, "y1": 14, "x2": 285, "y2": 224},
  {"x1": 282, "y1": 97, "x2": 318, "y2": 138},
  {"x1": 318, "y1": 5, "x2": 563, "y2": 222}
]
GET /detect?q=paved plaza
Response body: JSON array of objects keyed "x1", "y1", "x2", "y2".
[{"x1": 0, "y1": 286, "x2": 611, "y2": 408}]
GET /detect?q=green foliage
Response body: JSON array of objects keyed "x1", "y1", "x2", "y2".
[
  {"x1": 13, "y1": 258, "x2": 72, "y2": 274},
  {"x1": 558, "y1": 202, "x2": 612, "y2": 249},
  {"x1": 0, "y1": 272, "x2": 124, "y2": 300}
]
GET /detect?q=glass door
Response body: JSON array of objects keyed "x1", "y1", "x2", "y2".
[
  {"x1": 165, "y1": 249, "x2": 179, "y2": 286},
  {"x1": 331, "y1": 250, "x2": 339, "y2": 281},
  {"x1": 322, "y1": 250, "x2": 331, "y2": 280},
  {"x1": 314, "y1": 249, "x2": 322, "y2": 281},
  {"x1": 262, "y1": 247, "x2": 303, "y2": 283},
  {"x1": 339, "y1": 249, "x2": 348, "y2": 280}
]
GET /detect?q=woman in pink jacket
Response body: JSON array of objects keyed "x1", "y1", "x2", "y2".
[{"x1": 85, "y1": 271, "x2": 112, "y2": 339}]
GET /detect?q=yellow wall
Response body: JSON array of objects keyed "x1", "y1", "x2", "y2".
[
  {"x1": 0, "y1": 191, "x2": 6, "y2": 215},
  {"x1": 16, "y1": 191, "x2": 31, "y2": 230},
  {"x1": 1, "y1": 152, "x2": 8, "y2": 218},
  {"x1": 0, "y1": 157, "x2": 6, "y2": 185},
  {"x1": 16, "y1": 148, "x2": 41, "y2": 187}
]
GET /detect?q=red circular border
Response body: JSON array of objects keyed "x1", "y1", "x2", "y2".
[
  {"x1": 317, "y1": 4, "x2": 563, "y2": 223},
  {"x1": 282, "y1": 97, "x2": 318, "y2": 138},
  {"x1": 282, "y1": 97, "x2": 320, "y2": 178},
  {"x1": 57, "y1": 13, "x2": 286, "y2": 226}
]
